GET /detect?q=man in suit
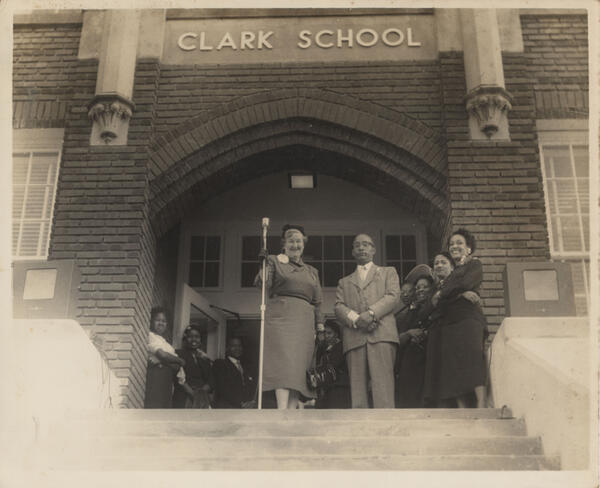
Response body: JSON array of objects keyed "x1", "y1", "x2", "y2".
[
  {"x1": 335, "y1": 233, "x2": 400, "y2": 408},
  {"x1": 212, "y1": 337, "x2": 256, "y2": 408}
]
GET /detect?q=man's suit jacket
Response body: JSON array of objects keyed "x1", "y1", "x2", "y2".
[
  {"x1": 335, "y1": 264, "x2": 400, "y2": 354},
  {"x1": 212, "y1": 358, "x2": 256, "y2": 408}
]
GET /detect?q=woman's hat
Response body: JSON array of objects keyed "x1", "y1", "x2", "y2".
[
  {"x1": 404, "y1": 264, "x2": 434, "y2": 286},
  {"x1": 282, "y1": 224, "x2": 305, "y2": 237}
]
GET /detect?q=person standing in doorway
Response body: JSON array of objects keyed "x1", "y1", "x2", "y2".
[
  {"x1": 213, "y1": 337, "x2": 256, "y2": 409},
  {"x1": 334, "y1": 233, "x2": 400, "y2": 408},
  {"x1": 144, "y1": 306, "x2": 186, "y2": 408}
]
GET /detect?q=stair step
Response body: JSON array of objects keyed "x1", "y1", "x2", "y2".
[
  {"x1": 44, "y1": 454, "x2": 561, "y2": 471},
  {"x1": 67, "y1": 408, "x2": 514, "y2": 422},
  {"x1": 66, "y1": 418, "x2": 527, "y2": 437},
  {"x1": 48, "y1": 434, "x2": 543, "y2": 457}
]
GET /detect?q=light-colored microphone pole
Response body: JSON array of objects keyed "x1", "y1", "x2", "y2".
[{"x1": 257, "y1": 217, "x2": 269, "y2": 410}]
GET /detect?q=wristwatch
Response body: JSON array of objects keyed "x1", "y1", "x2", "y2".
[{"x1": 367, "y1": 309, "x2": 376, "y2": 322}]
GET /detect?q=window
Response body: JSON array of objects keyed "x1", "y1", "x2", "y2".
[
  {"x1": 384, "y1": 234, "x2": 417, "y2": 281},
  {"x1": 12, "y1": 129, "x2": 64, "y2": 259},
  {"x1": 538, "y1": 120, "x2": 589, "y2": 315},
  {"x1": 303, "y1": 235, "x2": 356, "y2": 287},
  {"x1": 189, "y1": 235, "x2": 221, "y2": 287},
  {"x1": 241, "y1": 235, "x2": 281, "y2": 287},
  {"x1": 240, "y1": 234, "x2": 357, "y2": 288}
]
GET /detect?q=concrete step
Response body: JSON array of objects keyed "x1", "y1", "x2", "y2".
[
  {"x1": 48, "y1": 434, "x2": 543, "y2": 457},
  {"x1": 67, "y1": 407, "x2": 514, "y2": 422},
  {"x1": 45, "y1": 453, "x2": 561, "y2": 471},
  {"x1": 67, "y1": 417, "x2": 527, "y2": 438}
]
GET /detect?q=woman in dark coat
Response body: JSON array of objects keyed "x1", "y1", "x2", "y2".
[
  {"x1": 314, "y1": 320, "x2": 350, "y2": 409},
  {"x1": 425, "y1": 230, "x2": 488, "y2": 408},
  {"x1": 172, "y1": 325, "x2": 214, "y2": 409},
  {"x1": 395, "y1": 265, "x2": 435, "y2": 408}
]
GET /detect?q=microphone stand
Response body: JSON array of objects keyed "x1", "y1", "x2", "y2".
[{"x1": 257, "y1": 217, "x2": 269, "y2": 409}]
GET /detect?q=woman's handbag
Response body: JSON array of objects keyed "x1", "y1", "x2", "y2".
[{"x1": 306, "y1": 364, "x2": 337, "y2": 390}]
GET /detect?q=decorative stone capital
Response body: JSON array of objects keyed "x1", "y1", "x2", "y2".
[
  {"x1": 465, "y1": 86, "x2": 513, "y2": 139},
  {"x1": 87, "y1": 94, "x2": 135, "y2": 145}
]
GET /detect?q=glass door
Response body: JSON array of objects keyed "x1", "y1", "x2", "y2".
[{"x1": 174, "y1": 283, "x2": 226, "y2": 360}]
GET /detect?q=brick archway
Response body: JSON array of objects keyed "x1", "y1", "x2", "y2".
[{"x1": 148, "y1": 88, "x2": 449, "y2": 242}]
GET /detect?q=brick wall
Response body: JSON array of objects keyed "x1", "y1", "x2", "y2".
[
  {"x1": 13, "y1": 24, "x2": 96, "y2": 128},
  {"x1": 152, "y1": 61, "x2": 443, "y2": 135},
  {"x1": 152, "y1": 223, "x2": 181, "y2": 331},
  {"x1": 521, "y1": 14, "x2": 588, "y2": 118},
  {"x1": 440, "y1": 52, "x2": 550, "y2": 331}
]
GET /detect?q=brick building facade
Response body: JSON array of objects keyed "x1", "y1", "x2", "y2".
[{"x1": 12, "y1": 8, "x2": 590, "y2": 407}]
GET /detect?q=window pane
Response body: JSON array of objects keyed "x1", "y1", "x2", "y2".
[
  {"x1": 554, "y1": 180, "x2": 578, "y2": 213},
  {"x1": 388, "y1": 263, "x2": 402, "y2": 281},
  {"x1": 30, "y1": 153, "x2": 57, "y2": 185},
  {"x1": 241, "y1": 263, "x2": 259, "y2": 288},
  {"x1": 190, "y1": 236, "x2": 205, "y2": 260},
  {"x1": 12, "y1": 222, "x2": 20, "y2": 256},
  {"x1": 205, "y1": 236, "x2": 220, "y2": 260},
  {"x1": 545, "y1": 146, "x2": 572, "y2": 177},
  {"x1": 404, "y1": 261, "x2": 417, "y2": 279},
  {"x1": 546, "y1": 180, "x2": 557, "y2": 214},
  {"x1": 13, "y1": 186, "x2": 25, "y2": 219},
  {"x1": 402, "y1": 235, "x2": 417, "y2": 260},
  {"x1": 324, "y1": 236, "x2": 342, "y2": 260},
  {"x1": 343, "y1": 261, "x2": 355, "y2": 277},
  {"x1": 343, "y1": 236, "x2": 354, "y2": 260},
  {"x1": 242, "y1": 236, "x2": 260, "y2": 261},
  {"x1": 572, "y1": 145, "x2": 589, "y2": 177},
  {"x1": 12, "y1": 154, "x2": 29, "y2": 185},
  {"x1": 39, "y1": 221, "x2": 50, "y2": 255},
  {"x1": 324, "y1": 262, "x2": 343, "y2": 287},
  {"x1": 204, "y1": 262, "x2": 219, "y2": 287},
  {"x1": 577, "y1": 178, "x2": 589, "y2": 213},
  {"x1": 306, "y1": 261, "x2": 322, "y2": 283},
  {"x1": 582, "y1": 217, "x2": 589, "y2": 251},
  {"x1": 189, "y1": 262, "x2": 204, "y2": 287},
  {"x1": 24, "y1": 186, "x2": 47, "y2": 219},
  {"x1": 560, "y1": 217, "x2": 583, "y2": 252},
  {"x1": 19, "y1": 221, "x2": 43, "y2": 256},
  {"x1": 386, "y1": 235, "x2": 400, "y2": 260},
  {"x1": 267, "y1": 236, "x2": 281, "y2": 255},
  {"x1": 304, "y1": 235, "x2": 322, "y2": 260}
]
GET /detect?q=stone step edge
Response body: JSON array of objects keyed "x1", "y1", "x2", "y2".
[{"x1": 45, "y1": 454, "x2": 562, "y2": 471}]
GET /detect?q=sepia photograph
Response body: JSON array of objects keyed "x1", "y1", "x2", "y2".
[{"x1": 0, "y1": 0, "x2": 597, "y2": 486}]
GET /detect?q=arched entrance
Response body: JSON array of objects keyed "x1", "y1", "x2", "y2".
[{"x1": 147, "y1": 89, "x2": 449, "y2": 380}]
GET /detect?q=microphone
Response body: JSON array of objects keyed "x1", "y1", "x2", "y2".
[{"x1": 260, "y1": 217, "x2": 269, "y2": 260}]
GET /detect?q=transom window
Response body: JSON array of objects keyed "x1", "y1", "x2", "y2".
[
  {"x1": 538, "y1": 120, "x2": 589, "y2": 315},
  {"x1": 189, "y1": 235, "x2": 221, "y2": 288},
  {"x1": 12, "y1": 129, "x2": 64, "y2": 260}
]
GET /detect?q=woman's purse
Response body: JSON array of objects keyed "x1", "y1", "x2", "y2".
[
  {"x1": 306, "y1": 343, "x2": 338, "y2": 390},
  {"x1": 306, "y1": 364, "x2": 337, "y2": 390}
]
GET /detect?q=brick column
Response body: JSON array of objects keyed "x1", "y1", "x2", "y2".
[
  {"x1": 49, "y1": 11, "x2": 165, "y2": 407},
  {"x1": 439, "y1": 54, "x2": 550, "y2": 332}
]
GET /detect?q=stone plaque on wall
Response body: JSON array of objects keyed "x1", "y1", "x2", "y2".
[{"x1": 162, "y1": 14, "x2": 437, "y2": 64}]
